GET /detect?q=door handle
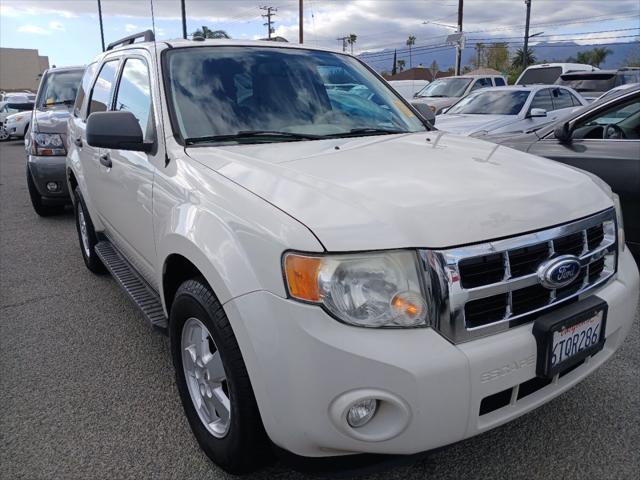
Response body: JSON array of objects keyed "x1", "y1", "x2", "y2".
[
  {"x1": 99, "y1": 153, "x2": 112, "y2": 168},
  {"x1": 74, "y1": 137, "x2": 82, "y2": 147}
]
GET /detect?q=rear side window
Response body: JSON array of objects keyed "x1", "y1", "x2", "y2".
[
  {"x1": 518, "y1": 67, "x2": 562, "y2": 85},
  {"x1": 494, "y1": 77, "x2": 506, "y2": 86},
  {"x1": 470, "y1": 78, "x2": 492, "y2": 91},
  {"x1": 113, "y1": 58, "x2": 154, "y2": 142},
  {"x1": 530, "y1": 89, "x2": 553, "y2": 111},
  {"x1": 551, "y1": 88, "x2": 574, "y2": 110},
  {"x1": 74, "y1": 63, "x2": 97, "y2": 118},
  {"x1": 88, "y1": 60, "x2": 119, "y2": 115}
]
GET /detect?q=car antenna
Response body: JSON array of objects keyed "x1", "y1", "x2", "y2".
[{"x1": 150, "y1": 0, "x2": 171, "y2": 167}]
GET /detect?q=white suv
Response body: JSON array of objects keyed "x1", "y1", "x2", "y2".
[{"x1": 66, "y1": 32, "x2": 639, "y2": 474}]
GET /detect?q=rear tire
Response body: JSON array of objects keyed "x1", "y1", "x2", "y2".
[
  {"x1": 26, "y1": 167, "x2": 65, "y2": 217},
  {"x1": 73, "y1": 187, "x2": 105, "y2": 274},
  {"x1": 170, "y1": 278, "x2": 270, "y2": 474}
]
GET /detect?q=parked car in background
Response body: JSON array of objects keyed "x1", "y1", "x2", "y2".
[
  {"x1": 410, "y1": 74, "x2": 507, "y2": 116},
  {"x1": 595, "y1": 82, "x2": 639, "y2": 102},
  {"x1": 0, "y1": 99, "x2": 34, "y2": 141},
  {"x1": 26, "y1": 65, "x2": 85, "y2": 216},
  {"x1": 387, "y1": 79, "x2": 430, "y2": 100},
  {"x1": 435, "y1": 85, "x2": 587, "y2": 136},
  {"x1": 555, "y1": 68, "x2": 640, "y2": 102},
  {"x1": 66, "y1": 32, "x2": 639, "y2": 474},
  {"x1": 482, "y1": 84, "x2": 640, "y2": 256},
  {"x1": 0, "y1": 92, "x2": 35, "y2": 103},
  {"x1": 515, "y1": 63, "x2": 596, "y2": 85},
  {"x1": 4, "y1": 111, "x2": 31, "y2": 138}
]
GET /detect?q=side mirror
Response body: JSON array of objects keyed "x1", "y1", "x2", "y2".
[
  {"x1": 86, "y1": 111, "x2": 151, "y2": 152},
  {"x1": 529, "y1": 108, "x2": 547, "y2": 118},
  {"x1": 553, "y1": 122, "x2": 572, "y2": 143}
]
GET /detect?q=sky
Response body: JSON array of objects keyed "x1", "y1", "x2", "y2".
[{"x1": 1, "y1": 0, "x2": 638, "y2": 68}]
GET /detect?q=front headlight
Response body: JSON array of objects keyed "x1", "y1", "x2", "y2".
[
  {"x1": 613, "y1": 193, "x2": 625, "y2": 252},
  {"x1": 284, "y1": 250, "x2": 428, "y2": 328},
  {"x1": 31, "y1": 132, "x2": 66, "y2": 156}
]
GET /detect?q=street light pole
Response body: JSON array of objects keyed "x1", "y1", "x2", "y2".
[
  {"x1": 299, "y1": 0, "x2": 303, "y2": 44},
  {"x1": 97, "y1": 0, "x2": 105, "y2": 52},
  {"x1": 181, "y1": 0, "x2": 187, "y2": 39},
  {"x1": 455, "y1": 0, "x2": 463, "y2": 75},
  {"x1": 523, "y1": 0, "x2": 532, "y2": 69}
]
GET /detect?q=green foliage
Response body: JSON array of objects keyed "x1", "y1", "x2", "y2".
[
  {"x1": 396, "y1": 59, "x2": 406, "y2": 72},
  {"x1": 511, "y1": 47, "x2": 536, "y2": 70},
  {"x1": 572, "y1": 47, "x2": 613, "y2": 67},
  {"x1": 192, "y1": 26, "x2": 230, "y2": 39}
]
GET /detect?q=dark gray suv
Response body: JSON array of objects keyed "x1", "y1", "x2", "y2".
[{"x1": 26, "y1": 66, "x2": 84, "y2": 216}]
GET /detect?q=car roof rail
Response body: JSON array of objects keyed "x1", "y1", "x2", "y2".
[{"x1": 106, "y1": 30, "x2": 155, "y2": 51}]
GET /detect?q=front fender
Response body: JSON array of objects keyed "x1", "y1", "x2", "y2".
[{"x1": 153, "y1": 155, "x2": 324, "y2": 314}]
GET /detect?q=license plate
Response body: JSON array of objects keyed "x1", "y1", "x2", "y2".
[
  {"x1": 550, "y1": 311, "x2": 603, "y2": 369},
  {"x1": 533, "y1": 297, "x2": 607, "y2": 378}
]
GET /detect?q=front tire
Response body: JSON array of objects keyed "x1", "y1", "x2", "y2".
[
  {"x1": 170, "y1": 278, "x2": 269, "y2": 474},
  {"x1": 73, "y1": 187, "x2": 105, "y2": 273}
]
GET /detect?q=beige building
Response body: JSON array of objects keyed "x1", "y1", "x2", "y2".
[{"x1": 0, "y1": 47, "x2": 50, "y2": 92}]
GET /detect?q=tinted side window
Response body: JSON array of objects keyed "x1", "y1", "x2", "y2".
[
  {"x1": 569, "y1": 92, "x2": 583, "y2": 107},
  {"x1": 494, "y1": 77, "x2": 506, "y2": 86},
  {"x1": 74, "y1": 63, "x2": 98, "y2": 118},
  {"x1": 88, "y1": 60, "x2": 118, "y2": 115},
  {"x1": 114, "y1": 58, "x2": 153, "y2": 141},
  {"x1": 551, "y1": 88, "x2": 574, "y2": 110},
  {"x1": 470, "y1": 78, "x2": 492, "y2": 91},
  {"x1": 530, "y1": 89, "x2": 553, "y2": 111}
]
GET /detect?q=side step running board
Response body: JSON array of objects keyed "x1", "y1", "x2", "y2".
[{"x1": 95, "y1": 241, "x2": 168, "y2": 330}]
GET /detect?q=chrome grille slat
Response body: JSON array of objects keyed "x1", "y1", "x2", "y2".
[{"x1": 421, "y1": 208, "x2": 618, "y2": 343}]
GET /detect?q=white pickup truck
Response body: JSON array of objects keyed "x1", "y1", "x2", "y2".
[{"x1": 66, "y1": 32, "x2": 639, "y2": 474}]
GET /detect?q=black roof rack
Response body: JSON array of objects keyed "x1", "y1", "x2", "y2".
[{"x1": 106, "y1": 30, "x2": 155, "y2": 51}]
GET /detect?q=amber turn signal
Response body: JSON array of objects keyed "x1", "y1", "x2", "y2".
[{"x1": 284, "y1": 254, "x2": 323, "y2": 302}]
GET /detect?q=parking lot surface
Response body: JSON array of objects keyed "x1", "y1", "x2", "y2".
[{"x1": 1, "y1": 140, "x2": 639, "y2": 479}]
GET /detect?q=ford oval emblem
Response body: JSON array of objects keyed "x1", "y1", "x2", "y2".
[{"x1": 537, "y1": 255, "x2": 582, "y2": 289}]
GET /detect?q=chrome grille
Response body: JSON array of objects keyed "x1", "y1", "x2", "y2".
[{"x1": 420, "y1": 209, "x2": 617, "y2": 343}]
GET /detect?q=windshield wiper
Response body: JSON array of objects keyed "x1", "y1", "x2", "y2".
[
  {"x1": 185, "y1": 130, "x2": 323, "y2": 145},
  {"x1": 324, "y1": 127, "x2": 408, "y2": 138}
]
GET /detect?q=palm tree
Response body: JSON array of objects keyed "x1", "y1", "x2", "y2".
[
  {"x1": 406, "y1": 35, "x2": 416, "y2": 68},
  {"x1": 347, "y1": 33, "x2": 357, "y2": 54},
  {"x1": 575, "y1": 51, "x2": 593, "y2": 65},
  {"x1": 396, "y1": 59, "x2": 406, "y2": 72},
  {"x1": 192, "y1": 26, "x2": 230, "y2": 39},
  {"x1": 511, "y1": 47, "x2": 536, "y2": 69},
  {"x1": 590, "y1": 47, "x2": 612, "y2": 68}
]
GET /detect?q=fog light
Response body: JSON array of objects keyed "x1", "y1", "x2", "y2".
[
  {"x1": 346, "y1": 399, "x2": 377, "y2": 428},
  {"x1": 46, "y1": 181, "x2": 59, "y2": 192}
]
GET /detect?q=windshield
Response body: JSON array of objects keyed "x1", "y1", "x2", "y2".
[
  {"x1": 517, "y1": 66, "x2": 562, "y2": 85},
  {"x1": 556, "y1": 75, "x2": 615, "y2": 92},
  {"x1": 164, "y1": 46, "x2": 426, "y2": 144},
  {"x1": 2, "y1": 102, "x2": 34, "y2": 114},
  {"x1": 415, "y1": 78, "x2": 471, "y2": 98},
  {"x1": 447, "y1": 90, "x2": 530, "y2": 115},
  {"x1": 37, "y1": 69, "x2": 85, "y2": 108}
]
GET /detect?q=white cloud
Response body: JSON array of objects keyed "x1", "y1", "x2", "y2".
[
  {"x1": 125, "y1": 23, "x2": 139, "y2": 33},
  {"x1": 17, "y1": 24, "x2": 50, "y2": 35},
  {"x1": 48, "y1": 21, "x2": 65, "y2": 31}
]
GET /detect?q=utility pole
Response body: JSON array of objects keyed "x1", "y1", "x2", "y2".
[
  {"x1": 337, "y1": 36, "x2": 348, "y2": 52},
  {"x1": 97, "y1": 0, "x2": 105, "y2": 52},
  {"x1": 523, "y1": 0, "x2": 532, "y2": 69},
  {"x1": 180, "y1": 0, "x2": 187, "y2": 39},
  {"x1": 455, "y1": 0, "x2": 463, "y2": 75},
  {"x1": 299, "y1": 0, "x2": 303, "y2": 44},
  {"x1": 261, "y1": 6, "x2": 277, "y2": 40}
]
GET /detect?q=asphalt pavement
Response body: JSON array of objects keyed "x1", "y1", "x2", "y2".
[{"x1": 1, "y1": 140, "x2": 639, "y2": 480}]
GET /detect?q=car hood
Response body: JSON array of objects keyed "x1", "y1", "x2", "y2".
[
  {"x1": 32, "y1": 107, "x2": 72, "y2": 148},
  {"x1": 435, "y1": 114, "x2": 519, "y2": 135},
  {"x1": 186, "y1": 132, "x2": 611, "y2": 251}
]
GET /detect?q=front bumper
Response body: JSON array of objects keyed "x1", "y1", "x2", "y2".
[
  {"x1": 224, "y1": 248, "x2": 639, "y2": 458},
  {"x1": 27, "y1": 155, "x2": 70, "y2": 204}
]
